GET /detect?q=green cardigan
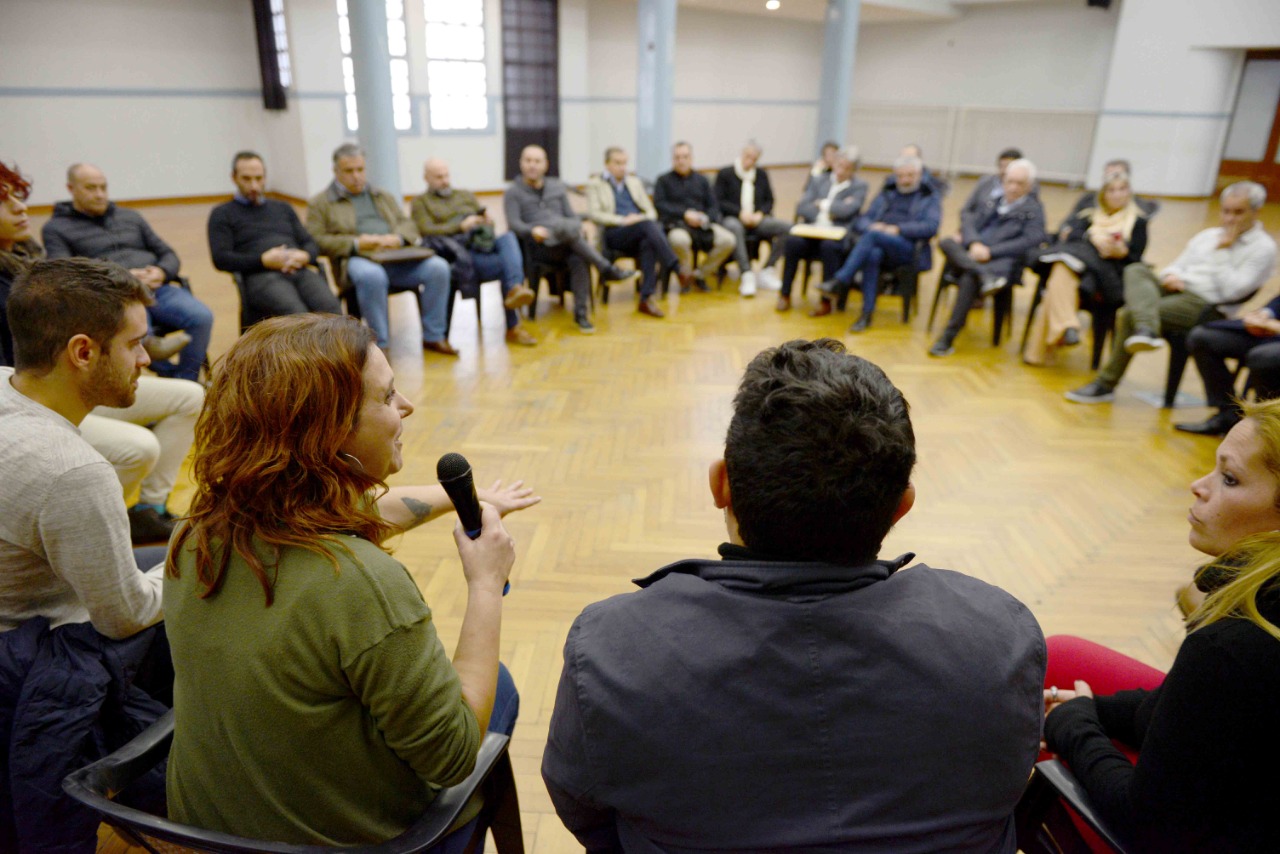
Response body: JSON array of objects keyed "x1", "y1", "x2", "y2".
[{"x1": 165, "y1": 533, "x2": 481, "y2": 844}]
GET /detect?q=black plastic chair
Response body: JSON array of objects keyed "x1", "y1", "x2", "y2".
[
  {"x1": 517, "y1": 234, "x2": 584, "y2": 321},
  {"x1": 1015, "y1": 759, "x2": 1132, "y2": 854},
  {"x1": 927, "y1": 261, "x2": 1015, "y2": 346},
  {"x1": 229, "y1": 274, "x2": 273, "y2": 335},
  {"x1": 1017, "y1": 263, "x2": 1116, "y2": 371},
  {"x1": 63, "y1": 709, "x2": 524, "y2": 854}
]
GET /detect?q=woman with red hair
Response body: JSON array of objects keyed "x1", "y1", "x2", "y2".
[
  {"x1": 165, "y1": 313, "x2": 537, "y2": 844},
  {"x1": 0, "y1": 162, "x2": 39, "y2": 366}
]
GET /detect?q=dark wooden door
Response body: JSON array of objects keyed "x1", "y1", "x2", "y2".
[{"x1": 1220, "y1": 50, "x2": 1280, "y2": 199}]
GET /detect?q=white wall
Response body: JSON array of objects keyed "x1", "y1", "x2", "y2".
[
  {"x1": 1086, "y1": 0, "x2": 1280, "y2": 196},
  {"x1": 578, "y1": 0, "x2": 1118, "y2": 184},
  {"x1": 579, "y1": 0, "x2": 824, "y2": 183},
  {"x1": 1, "y1": 0, "x2": 274, "y2": 206}
]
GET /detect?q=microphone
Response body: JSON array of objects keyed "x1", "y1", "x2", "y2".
[
  {"x1": 437, "y1": 452, "x2": 509, "y2": 595},
  {"x1": 437, "y1": 452, "x2": 482, "y2": 539}
]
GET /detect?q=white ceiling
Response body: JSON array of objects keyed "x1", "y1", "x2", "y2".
[{"x1": 678, "y1": 0, "x2": 1063, "y2": 25}]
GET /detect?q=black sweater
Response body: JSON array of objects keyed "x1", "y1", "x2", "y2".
[
  {"x1": 207, "y1": 199, "x2": 319, "y2": 275},
  {"x1": 713, "y1": 166, "x2": 775, "y2": 218},
  {"x1": 653, "y1": 170, "x2": 721, "y2": 229},
  {"x1": 1044, "y1": 595, "x2": 1280, "y2": 852}
]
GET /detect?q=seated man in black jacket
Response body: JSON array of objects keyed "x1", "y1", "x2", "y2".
[
  {"x1": 714, "y1": 142, "x2": 792, "y2": 297},
  {"x1": 654, "y1": 142, "x2": 736, "y2": 291},
  {"x1": 207, "y1": 151, "x2": 341, "y2": 321},
  {"x1": 929, "y1": 158, "x2": 1045, "y2": 357},
  {"x1": 543, "y1": 339, "x2": 1046, "y2": 853},
  {"x1": 1176, "y1": 293, "x2": 1280, "y2": 436},
  {"x1": 42, "y1": 164, "x2": 213, "y2": 382}
]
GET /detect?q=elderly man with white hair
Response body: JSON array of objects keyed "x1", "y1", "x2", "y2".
[
  {"x1": 1067, "y1": 180, "x2": 1277, "y2": 404},
  {"x1": 928, "y1": 158, "x2": 1045, "y2": 357},
  {"x1": 714, "y1": 141, "x2": 793, "y2": 296}
]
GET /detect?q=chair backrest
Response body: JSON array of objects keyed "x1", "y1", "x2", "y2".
[
  {"x1": 1014, "y1": 760, "x2": 1133, "y2": 854},
  {"x1": 63, "y1": 710, "x2": 516, "y2": 854}
]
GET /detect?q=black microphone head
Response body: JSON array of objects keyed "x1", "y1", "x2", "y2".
[{"x1": 437, "y1": 452, "x2": 472, "y2": 483}]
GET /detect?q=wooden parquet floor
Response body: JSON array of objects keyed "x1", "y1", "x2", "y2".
[{"x1": 30, "y1": 169, "x2": 1279, "y2": 853}]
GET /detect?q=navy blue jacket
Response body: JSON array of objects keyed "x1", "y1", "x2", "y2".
[
  {"x1": 856, "y1": 178, "x2": 942, "y2": 272},
  {"x1": 0, "y1": 619, "x2": 169, "y2": 853}
]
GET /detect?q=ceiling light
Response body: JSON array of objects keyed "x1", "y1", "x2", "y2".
[{"x1": 765, "y1": 0, "x2": 780, "y2": 9}]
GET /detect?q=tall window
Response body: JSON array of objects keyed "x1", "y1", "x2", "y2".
[
  {"x1": 336, "y1": 0, "x2": 414, "y2": 132},
  {"x1": 424, "y1": 0, "x2": 489, "y2": 131},
  {"x1": 270, "y1": 0, "x2": 292, "y2": 88}
]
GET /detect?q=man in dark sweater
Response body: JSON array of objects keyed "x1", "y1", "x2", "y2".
[
  {"x1": 653, "y1": 142, "x2": 736, "y2": 290},
  {"x1": 543, "y1": 339, "x2": 1046, "y2": 852},
  {"x1": 207, "y1": 152, "x2": 340, "y2": 321},
  {"x1": 42, "y1": 164, "x2": 213, "y2": 381}
]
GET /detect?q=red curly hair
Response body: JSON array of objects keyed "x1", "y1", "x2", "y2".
[
  {"x1": 0, "y1": 162, "x2": 32, "y2": 203},
  {"x1": 167, "y1": 314, "x2": 397, "y2": 604}
]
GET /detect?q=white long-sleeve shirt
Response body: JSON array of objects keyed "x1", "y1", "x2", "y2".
[
  {"x1": 1163, "y1": 223, "x2": 1277, "y2": 314},
  {"x1": 0, "y1": 369, "x2": 163, "y2": 639}
]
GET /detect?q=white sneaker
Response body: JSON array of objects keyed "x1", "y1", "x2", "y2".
[
  {"x1": 739, "y1": 271, "x2": 757, "y2": 297},
  {"x1": 757, "y1": 267, "x2": 782, "y2": 291}
]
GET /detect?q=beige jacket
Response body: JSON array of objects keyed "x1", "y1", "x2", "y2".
[{"x1": 585, "y1": 173, "x2": 658, "y2": 227}]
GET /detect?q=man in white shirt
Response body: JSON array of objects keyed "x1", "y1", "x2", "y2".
[
  {"x1": 0, "y1": 258, "x2": 163, "y2": 638},
  {"x1": 1067, "y1": 181, "x2": 1277, "y2": 404}
]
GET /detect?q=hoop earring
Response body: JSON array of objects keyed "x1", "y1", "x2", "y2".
[{"x1": 339, "y1": 452, "x2": 365, "y2": 472}]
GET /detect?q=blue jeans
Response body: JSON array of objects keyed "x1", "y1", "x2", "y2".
[
  {"x1": 431, "y1": 662, "x2": 520, "y2": 854},
  {"x1": 347, "y1": 255, "x2": 450, "y2": 348},
  {"x1": 470, "y1": 232, "x2": 524, "y2": 330},
  {"x1": 148, "y1": 284, "x2": 213, "y2": 382},
  {"x1": 832, "y1": 231, "x2": 916, "y2": 316}
]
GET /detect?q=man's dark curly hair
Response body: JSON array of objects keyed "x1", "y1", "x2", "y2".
[{"x1": 725, "y1": 339, "x2": 916, "y2": 565}]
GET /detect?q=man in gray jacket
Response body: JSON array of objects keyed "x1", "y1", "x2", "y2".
[
  {"x1": 543, "y1": 339, "x2": 1046, "y2": 853},
  {"x1": 503, "y1": 145, "x2": 635, "y2": 335}
]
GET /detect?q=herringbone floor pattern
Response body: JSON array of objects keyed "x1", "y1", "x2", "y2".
[{"x1": 35, "y1": 169, "x2": 1276, "y2": 854}]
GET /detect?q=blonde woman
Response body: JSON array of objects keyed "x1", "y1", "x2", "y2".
[
  {"x1": 1023, "y1": 174, "x2": 1148, "y2": 365},
  {"x1": 1042, "y1": 397, "x2": 1280, "y2": 851}
]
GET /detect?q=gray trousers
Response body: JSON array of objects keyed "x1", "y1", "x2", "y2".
[{"x1": 723, "y1": 215, "x2": 792, "y2": 271}]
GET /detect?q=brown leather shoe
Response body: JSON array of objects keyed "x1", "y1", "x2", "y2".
[
  {"x1": 808, "y1": 298, "x2": 833, "y2": 318},
  {"x1": 638, "y1": 297, "x2": 665, "y2": 318},
  {"x1": 775, "y1": 296, "x2": 791, "y2": 312},
  {"x1": 503, "y1": 284, "x2": 536, "y2": 310},
  {"x1": 505, "y1": 326, "x2": 537, "y2": 346},
  {"x1": 423, "y1": 340, "x2": 460, "y2": 356}
]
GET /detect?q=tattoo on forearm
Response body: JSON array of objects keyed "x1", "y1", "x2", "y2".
[{"x1": 401, "y1": 497, "x2": 434, "y2": 526}]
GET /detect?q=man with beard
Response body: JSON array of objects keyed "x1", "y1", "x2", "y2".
[
  {"x1": 207, "y1": 151, "x2": 341, "y2": 320},
  {"x1": 0, "y1": 258, "x2": 164, "y2": 639}
]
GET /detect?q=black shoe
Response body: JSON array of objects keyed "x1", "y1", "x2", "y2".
[
  {"x1": 1175, "y1": 409, "x2": 1241, "y2": 436},
  {"x1": 128, "y1": 505, "x2": 177, "y2": 545},
  {"x1": 817, "y1": 279, "x2": 842, "y2": 297},
  {"x1": 602, "y1": 265, "x2": 639, "y2": 283},
  {"x1": 1064, "y1": 379, "x2": 1116, "y2": 404},
  {"x1": 576, "y1": 316, "x2": 597, "y2": 335},
  {"x1": 849, "y1": 314, "x2": 872, "y2": 333}
]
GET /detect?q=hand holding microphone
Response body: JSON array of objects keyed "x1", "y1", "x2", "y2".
[{"x1": 439, "y1": 453, "x2": 514, "y2": 595}]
